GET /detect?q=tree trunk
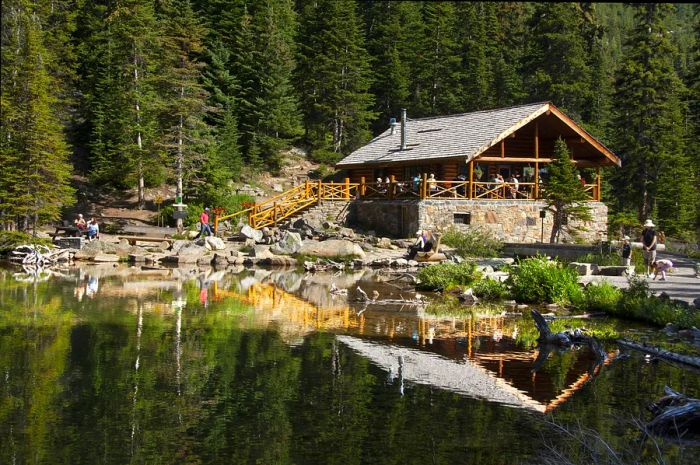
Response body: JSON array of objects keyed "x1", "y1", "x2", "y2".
[
  {"x1": 176, "y1": 84, "x2": 184, "y2": 232},
  {"x1": 134, "y1": 49, "x2": 145, "y2": 209}
]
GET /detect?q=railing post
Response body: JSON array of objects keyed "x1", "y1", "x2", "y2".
[
  {"x1": 305, "y1": 179, "x2": 310, "y2": 198},
  {"x1": 344, "y1": 177, "x2": 350, "y2": 199},
  {"x1": 468, "y1": 161, "x2": 474, "y2": 199},
  {"x1": 389, "y1": 175, "x2": 395, "y2": 199},
  {"x1": 421, "y1": 173, "x2": 427, "y2": 199},
  {"x1": 318, "y1": 179, "x2": 322, "y2": 202},
  {"x1": 248, "y1": 206, "x2": 254, "y2": 229},
  {"x1": 360, "y1": 176, "x2": 365, "y2": 197},
  {"x1": 273, "y1": 202, "x2": 277, "y2": 225},
  {"x1": 596, "y1": 167, "x2": 601, "y2": 201}
]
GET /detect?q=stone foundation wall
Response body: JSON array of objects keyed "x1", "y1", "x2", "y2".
[
  {"x1": 350, "y1": 199, "x2": 608, "y2": 243},
  {"x1": 301, "y1": 200, "x2": 352, "y2": 226},
  {"x1": 419, "y1": 200, "x2": 608, "y2": 243}
]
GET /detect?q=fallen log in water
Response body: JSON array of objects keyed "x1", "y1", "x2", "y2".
[
  {"x1": 617, "y1": 339, "x2": 700, "y2": 369},
  {"x1": 646, "y1": 386, "x2": 700, "y2": 439}
]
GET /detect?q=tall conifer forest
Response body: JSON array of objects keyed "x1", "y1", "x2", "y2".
[{"x1": 1, "y1": 1, "x2": 699, "y2": 239}]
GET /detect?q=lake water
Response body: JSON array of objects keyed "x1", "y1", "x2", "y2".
[{"x1": 1, "y1": 264, "x2": 699, "y2": 464}]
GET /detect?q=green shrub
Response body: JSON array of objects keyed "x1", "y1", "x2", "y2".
[
  {"x1": 416, "y1": 262, "x2": 480, "y2": 291},
  {"x1": 610, "y1": 276, "x2": 700, "y2": 329},
  {"x1": 473, "y1": 278, "x2": 510, "y2": 301},
  {"x1": 0, "y1": 231, "x2": 53, "y2": 254},
  {"x1": 506, "y1": 256, "x2": 583, "y2": 306},
  {"x1": 441, "y1": 227, "x2": 503, "y2": 258},
  {"x1": 583, "y1": 281, "x2": 622, "y2": 312}
]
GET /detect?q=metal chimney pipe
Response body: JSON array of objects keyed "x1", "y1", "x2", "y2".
[{"x1": 400, "y1": 108, "x2": 407, "y2": 150}]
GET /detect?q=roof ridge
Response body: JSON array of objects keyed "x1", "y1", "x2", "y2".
[{"x1": 406, "y1": 101, "x2": 550, "y2": 122}]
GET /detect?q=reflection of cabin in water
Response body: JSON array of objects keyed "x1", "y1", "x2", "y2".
[{"x1": 335, "y1": 102, "x2": 620, "y2": 242}]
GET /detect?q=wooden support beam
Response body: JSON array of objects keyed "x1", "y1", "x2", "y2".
[
  {"x1": 468, "y1": 160, "x2": 474, "y2": 199},
  {"x1": 596, "y1": 167, "x2": 601, "y2": 201},
  {"x1": 534, "y1": 121, "x2": 539, "y2": 199},
  {"x1": 501, "y1": 140, "x2": 505, "y2": 158},
  {"x1": 344, "y1": 177, "x2": 350, "y2": 199},
  {"x1": 421, "y1": 173, "x2": 427, "y2": 199},
  {"x1": 360, "y1": 176, "x2": 366, "y2": 197}
]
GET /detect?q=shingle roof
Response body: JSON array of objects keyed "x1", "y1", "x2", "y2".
[{"x1": 336, "y1": 102, "x2": 550, "y2": 168}]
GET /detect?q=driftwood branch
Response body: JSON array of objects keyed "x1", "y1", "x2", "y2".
[
  {"x1": 617, "y1": 339, "x2": 700, "y2": 369},
  {"x1": 646, "y1": 386, "x2": 700, "y2": 440}
]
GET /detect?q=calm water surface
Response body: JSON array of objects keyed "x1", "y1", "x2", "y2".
[{"x1": 1, "y1": 264, "x2": 699, "y2": 465}]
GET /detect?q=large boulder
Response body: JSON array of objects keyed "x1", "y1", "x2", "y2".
[
  {"x1": 73, "y1": 240, "x2": 117, "y2": 260},
  {"x1": 93, "y1": 253, "x2": 120, "y2": 262},
  {"x1": 271, "y1": 231, "x2": 303, "y2": 255},
  {"x1": 204, "y1": 236, "x2": 226, "y2": 251},
  {"x1": 250, "y1": 245, "x2": 274, "y2": 259},
  {"x1": 376, "y1": 237, "x2": 392, "y2": 249},
  {"x1": 175, "y1": 242, "x2": 208, "y2": 263},
  {"x1": 240, "y1": 224, "x2": 263, "y2": 243},
  {"x1": 298, "y1": 239, "x2": 366, "y2": 259},
  {"x1": 261, "y1": 256, "x2": 297, "y2": 267},
  {"x1": 596, "y1": 265, "x2": 635, "y2": 276}
]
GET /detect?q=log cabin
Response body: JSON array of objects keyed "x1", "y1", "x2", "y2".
[{"x1": 335, "y1": 102, "x2": 620, "y2": 242}]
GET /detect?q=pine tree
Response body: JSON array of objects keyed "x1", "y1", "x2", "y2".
[
  {"x1": 455, "y1": 3, "x2": 492, "y2": 111},
  {"x1": 524, "y1": 3, "x2": 593, "y2": 120},
  {"x1": 0, "y1": 0, "x2": 74, "y2": 231},
  {"x1": 412, "y1": 2, "x2": 461, "y2": 116},
  {"x1": 612, "y1": 3, "x2": 695, "y2": 236},
  {"x1": 490, "y1": 2, "x2": 533, "y2": 107},
  {"x1": 77, "y1": 0, "x2": 163, "y2": 206},
  {"x1": 363, "y1": 1, "x2": 421, "y2": 133},
  {"x1": 543, "y1": 139, "x2": 591, "y2": 243},
  {"x1": 297, "y1": 0, "x2": 375, "y2": 157},
  {"x1": 157, "y1": 0, "x2": 212, "y2": 223}
]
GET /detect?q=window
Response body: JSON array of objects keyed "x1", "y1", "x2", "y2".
[{"x1": 454, "y1": 213, "x2": 471, "y2": 225}]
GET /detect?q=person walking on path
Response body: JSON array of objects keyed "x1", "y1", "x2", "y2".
[
  {"x1": 194, "y1": 207, "x2": 212, "y2": 239},
  {"x1": 641, "y1": 219, "x2": 657, "y2": 277},
  {"x1": 621, "y1": 235, "x2": 631, "y2": 266}
]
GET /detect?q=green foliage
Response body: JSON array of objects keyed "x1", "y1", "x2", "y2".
[
  {"x1": 542, "y1": 138, "x2": 592, "y2": 243},
  {"x1": 582, "y1": 282, "x2": 622, "y2": 313},
  {"x1": 441, "y1": 227, "x2": 503, "y2": 258},
  {"x1": 416, "y1": 262, "x2": 480, "y2": 291},
  {"x1": 515, "y1": 313, "x2": 621, "y2": 348},
  {"x1": 506, "y1": 257, "x2": 583, "y2": 306},
  {"x1": 611, "y1": 276, "x2": 700, "y2": 329},
  {"x1": 0, "y1": 231, "x2": 53, "y2": 255},
  {"x1": 472, "y1": 278, "x2": 510, "y2": 302}
]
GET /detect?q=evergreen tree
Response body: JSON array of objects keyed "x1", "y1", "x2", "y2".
[
  {"x1": 455, "y1": 3, "x2": 493, "y2": 111},
  {"x1": 363, "y1": 1, "x2": 421, "y2": 133},
  {"x1": 612, "y1": 3, "x2": 695, "y2": 236},
  {"x1": 543, "y1": 139, "x2": 591, "y2": 243},
  {"x1": 490, "y1": 2, "x2": 533, "y2": 107},
  {"x1": 157, "y1": 0, "x2": 213, "y2": 218},
  {"x1": 297, "y1": 0, "x2": 375, "y2": 158},
  {"x1": 524, "y1": 3, "x2": 593, "y2": 120},
  {"x1": 412, "y1": 2, "x2": 461, "y2": 116},
  {"x1": 77, "y1": 0, "x2": 163, "y2": 206},
  {"x1": 0, "y1": 0, "x2": 74, "y2": 231}
]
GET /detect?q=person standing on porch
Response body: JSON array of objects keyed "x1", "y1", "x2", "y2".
[
  {"x1": 428, "y1": 174, "x2": 437, "y2": 193},
  {"x1": 641, "y1": 219, "x2": 657, "y2": 277}
]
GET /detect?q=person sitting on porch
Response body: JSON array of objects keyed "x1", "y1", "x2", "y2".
[
  {"x1": 407, "y1": 230, "x2": 434, "y2": 259},
  {"x1": 376, "y1": 177, "x2": 385, "y2": 193},
  {"x1": 428, "y1": 174, "x2": 438, "y2": 193}
]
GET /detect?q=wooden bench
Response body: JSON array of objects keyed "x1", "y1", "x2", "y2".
[{"x1": 117, "y1": 236, "x2": 174, "y2": 246}]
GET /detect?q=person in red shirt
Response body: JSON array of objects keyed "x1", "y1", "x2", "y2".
[{"x1": 194, "y1": 207, "x2": 213, "y2": 239}]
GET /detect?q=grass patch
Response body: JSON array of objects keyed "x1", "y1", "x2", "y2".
[
  {"x1": 472, "y1": 277, "x2": 510, "y2": 301},
  {"x1": 416, "y1": 261, "x2": 480, "y2": 291},
  {"x1": 506, "y1": 256, "x2": 583, "y2": 306},
  {"x1": 441, "y1": 227, "x2": 503, "y2": 258},
  {"x1": 515, "y1": 313, "x2": 621, "y2": 348}
]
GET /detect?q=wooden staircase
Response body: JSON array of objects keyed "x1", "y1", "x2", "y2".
[{"x1": 215, "y1": 180, "x2": 358, "y2": 231}]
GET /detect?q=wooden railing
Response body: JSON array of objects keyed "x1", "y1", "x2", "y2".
[
  {"x1": 215, "y1": 179, "x2": 359, "y2": 231},
  {"x1": 214, "y1": 177, "x2": 600, "y2": 231}
]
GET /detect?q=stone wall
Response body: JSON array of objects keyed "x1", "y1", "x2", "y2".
[
  {"x1": 350, "y1": 199, "x2": 608, "y2": 243},
  {"x1": 300, "y1": 200, "x2": 352, "y2": 226}
]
